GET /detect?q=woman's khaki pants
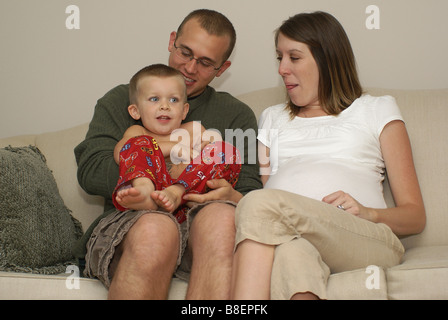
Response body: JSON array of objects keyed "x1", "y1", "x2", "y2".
[{"x1": 235, "y1": 189, "x2": 404, "y2": 299}]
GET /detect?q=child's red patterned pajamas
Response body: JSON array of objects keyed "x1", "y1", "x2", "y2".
[{"x1": 113, "y1": 135, "x2": 241, "y2": 223}]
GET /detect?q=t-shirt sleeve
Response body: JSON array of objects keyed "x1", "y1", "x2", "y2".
[
  {"x1": 257, "y1": 107, "x2": 273, "y2": 148},
  {"x1": 372, "y1": 95, "x2": 404, "y2": 136}
]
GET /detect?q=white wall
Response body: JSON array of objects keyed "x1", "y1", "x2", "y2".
[{"x1": 1, "y1": 0, "x2": 447, "y2": 138}]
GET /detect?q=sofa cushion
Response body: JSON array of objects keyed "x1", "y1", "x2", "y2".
[
  {"x1": 386, "y1": 246, "x2": 448, "y2": 299},
  {"x1": 0, "y1": 271, "x2": 108, "y2": 300},
  {"x1": 0, "y1": 146, "x2": 83, "y2": 274},
  {"x1": 326, "y1": 267, "x2": 388, "y2": 299}
]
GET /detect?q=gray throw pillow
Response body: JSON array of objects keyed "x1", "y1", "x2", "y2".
[{"x1": 0, "y1": 146, "x2": 83, "y2": 274}]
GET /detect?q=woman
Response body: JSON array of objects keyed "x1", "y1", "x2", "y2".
[{"x1": 231, "y1": 11, "x2": 425, "y2": 300}]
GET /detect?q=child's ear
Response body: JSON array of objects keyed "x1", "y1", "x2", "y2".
[
  {"x1": 128, "y1": 104, "x2": 141, "y2": 120},
  {"x1": 182, "y1": 102, "x2": 190, "y2": 120}
]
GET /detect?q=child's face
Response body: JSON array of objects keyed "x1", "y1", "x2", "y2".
[{"x1": 129, "y1": 75, "x2": 189, "y2": 135}]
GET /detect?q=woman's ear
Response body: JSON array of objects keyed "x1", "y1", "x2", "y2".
[{"x1": 128, "y1": 104, "x2": 141, "y2": 120}]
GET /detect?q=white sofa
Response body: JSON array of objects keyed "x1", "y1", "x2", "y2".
[{"x1": 1, "y1": 87, "x2": 447, "y2": 300}]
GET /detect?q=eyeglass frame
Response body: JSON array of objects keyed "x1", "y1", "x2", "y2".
[{"x1": 172, "y1": 42, "x2": 225, "y2": 73}]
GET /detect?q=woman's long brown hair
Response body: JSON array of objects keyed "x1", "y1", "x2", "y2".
[{"x1": 275, "y1": 11, "x2": 363, "y2": 118}]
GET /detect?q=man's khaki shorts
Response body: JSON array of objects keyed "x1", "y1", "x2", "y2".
[{"x1": 84, "y1": 200, "x2": 236, "y2": 288}]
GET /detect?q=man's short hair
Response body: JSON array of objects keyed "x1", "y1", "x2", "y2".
[{"x1": 177, "y1": 9, "x2": 236, "y2": 62}]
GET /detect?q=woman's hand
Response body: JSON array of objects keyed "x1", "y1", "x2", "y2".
[{"x1": 322, "y1": 191, "x2": 377, "y2": 222}]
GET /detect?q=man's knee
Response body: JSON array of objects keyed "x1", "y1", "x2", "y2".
[
  {"x1": 122, "y1": 213, "x2": 180, "y2": 259},
  {"x1": 190, "y1": 203, "x2": 236, "y2": 248},
  {"x1": 193, "y1": 202, "x2": 235, "y2": 231}
]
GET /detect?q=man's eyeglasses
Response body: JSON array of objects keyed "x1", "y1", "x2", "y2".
[{"x1": 173, "y1": 42, "x2": 223, "y2": 74}]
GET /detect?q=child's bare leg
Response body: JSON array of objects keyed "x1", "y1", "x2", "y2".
[
  {"x1": 115, "y1": 177, "x2": 157, "y2": 211},
  {"x1": 151, "y1": 184, "x2": 186, "y2": 213}
]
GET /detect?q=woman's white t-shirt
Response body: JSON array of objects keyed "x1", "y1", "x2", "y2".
[{"x1": 257, "y1": 95, "x2": 404, "y2": 208}]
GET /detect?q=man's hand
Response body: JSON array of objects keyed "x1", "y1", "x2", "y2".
[{"x1": 183, "y1": 179, "x2": 243, "y2": 206}]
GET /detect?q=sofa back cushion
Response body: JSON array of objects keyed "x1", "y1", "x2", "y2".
[
  {"x1": 368, "y1": 88, "x2": 448, "y2": 249},
  {"x1": 35, "y1": 124, "x2": 105, "y2": 231}
]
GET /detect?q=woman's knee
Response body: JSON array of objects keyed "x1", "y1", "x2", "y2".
[
  {"x1": 236, "y1": 189, "x2": 286, "y2": 221},
  {"x1": 238, "y1": 189, "x2": 266, "y2": 210}
]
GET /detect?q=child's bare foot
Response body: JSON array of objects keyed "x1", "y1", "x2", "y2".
[
  {"x1": 115, "y1": 178, "x2": 157, "y2": 211},
  {"x1": 151, "y1": 184, "x2": 186, "y2": 213}
]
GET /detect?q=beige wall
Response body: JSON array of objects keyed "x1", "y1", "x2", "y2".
[{"x1": 1, "y1": 0, "x2": 447, "y2": 138}]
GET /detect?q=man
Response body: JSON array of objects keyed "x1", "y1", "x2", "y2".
[{"x1": 74, "y1": 9, "x2": 262, "y2": 299}]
